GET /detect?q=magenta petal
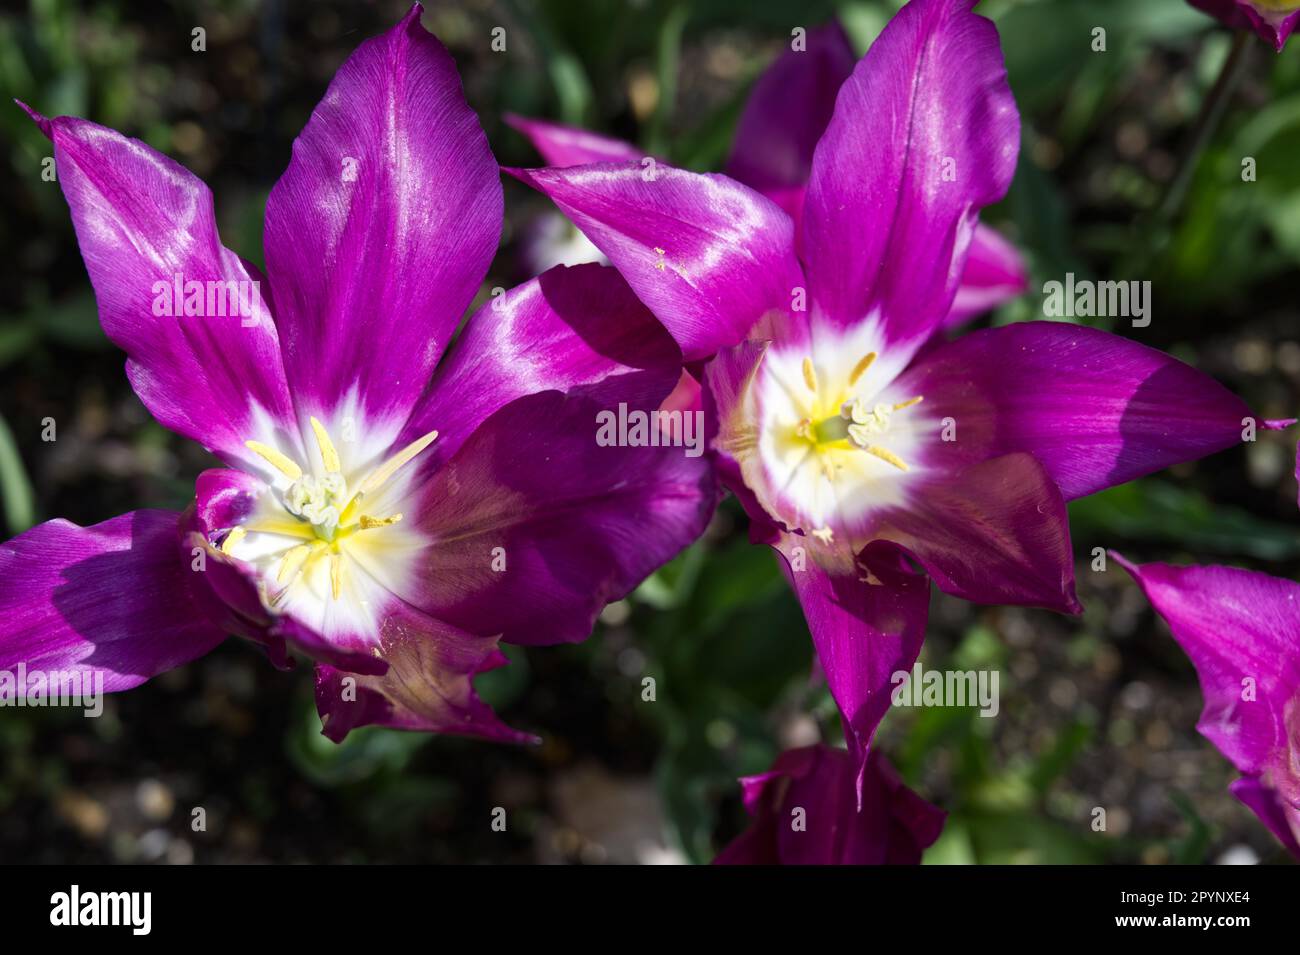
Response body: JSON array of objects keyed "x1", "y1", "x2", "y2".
[
  {"x1": 504, "y1": 114, "x2": 643, "y2": 166},
  {"x1": 776, "y1": 538, "x2": 929, "y2": 789},
  {"x1": 714, "y1": 745, "x2": 945, "y2": 865},
  {"x1": 874, "y1": 453, "x2": 1080, "y2": 613},
  {"x1": 724, "y1": 20, "x2": 856, "y2": 224},
  {"x1": 897, "y1": 322, "x2": 1262, "y2": 501},
  {"x1": 20, "y1": 105, "x2": 294, "y2": 470},
  {"x1": 399, "y1": 263, "x2": 682, "y2": 473},
  {"x1": 1188, "y1": 0, "x2": 1300, "y2": 51},
  {"x1": 396, "y1": 389, "x2": 716, "y2": 646},
  {"x1": 1115, "y1": 555, "x2": 1300, "y2": 856},
  {"x1": 506, "y1": 163, "x2": 806, "y2": 361},
  {"x1": 314, "y1": 604, "x2": 534, "y2": 744},
  {"x1": 943, "y1": 223, "x2": 1030, "y2": 327},
  {"x1": 263, "y1": 4, "x2": 502, "y2": 425},
  {"x1": 1230, "y1": 777, "x2": 1300, "y2": 858},
  {"x1": 801, "y1": 0, "x2": 1018, "y2": 362},
  {"x1": 0, "y1": 510, "x2": 226, "y2": 692}
]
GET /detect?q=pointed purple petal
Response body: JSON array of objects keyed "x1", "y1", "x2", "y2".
[
  {"x1": 0, "y1": 511, "x2": 226, "y2": 691},
  {"x1": 21, "y1": 105, "x2": 294, "y2": 470},
  {"x1": 504, "y1": 114, "x2": 643, "y2": 166},
  {"x1": 1188, "y1": 1, "x2": 1300, "y2": 51},
  {"x1": 897, "y1": 322, "x2": 1264, "y2": 501},
  {"x1": 775, "y1": 538, "x2": 930, "y2": 789},
  {"x1": 393, "y1": 389, "x2": 716, "y2": 646},
  {"x1": 264, "y1": 4, "x2": 502, "y2": 425},
  {"x1": 801, "y1": 0, "x2": 1018, "y2": 363},
  {"x1": 398, "y1": 263, "x2": 682, "y2": 473},
  {"x1": 314, "y1": 604, "x2": 534, "y2": 744},
  {"x1": 1229, "y1": 777, "x2": 1300, "y2": 858},
  {"x1": 724, "y1": 20, "x2": 856, "y2": 223},
  {"x1": 943, "y1": 223, "x2": 1030, "y2": 327},
  {"x1": 506, "y1": 163, "x2": 806, "y2": 361}
]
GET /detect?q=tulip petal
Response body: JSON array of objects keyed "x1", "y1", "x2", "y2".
[
  {"x1": 506, "y1": 163, "x2": 807, "y2": 361},
  {"x1": 944, "y1": 223, "x2": 1030, "y2": 327},
  {"x1": 19, "y1": 103, "x2": 295, "y2": 471},
  {"x1": 896, "y1": 322, "x2": 1270, "y2": 501},
  {"x1": 869, "y1": 452, "x2": 1080, "y2": 613},
  {"x1": 263, "y1": 4, "x2": 502, "y2": 427},
  {"x1": 1229, "y1": 777, "x2": 1300, "y2": 858},
  {"x1": 394, "y1": 389, "x2": 716, "y2": 646},
  {"x1": 314, "y1": 604, "x2": 533, "y2": 744},
  {"x1": 724, "y1": 20, "x2": 857, "y2": 224},
  {"x1": 0, "y1": 510, "x2": 226, "y2": 691},
  {"x1": 398, "y1": 263, "x2": 682, "y2": 473},
  {"x1": 714, "y1": 745, "x2": 945, "y2": 865},
  {"x1": 775, "y1": 537, "x2": 930, "y2": 791},
  {"x1": 801, "y1": 0, "x2": 1018, "y2": 362},
  {"x1": 504, "y1": 114, "x2": 643, "y2": 166}
]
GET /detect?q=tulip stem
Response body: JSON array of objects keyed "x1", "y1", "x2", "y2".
[{"x1": 1154, "y1": 29, "x2": 1253, "y2": 225}]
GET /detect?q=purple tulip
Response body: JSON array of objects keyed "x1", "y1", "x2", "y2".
[
  {"x1": 506, "y1": 0, "x2": 1290, "y2": 789},
  {"x1": 1188, "y1": 0, "x2": 1300, "y2": 51},
  {"x1": 0, "y1": 4, "x2": 715, "y2": 743},
  {"x1": 505, "y1": 20, "x2": 1028, "y2": 337},
  {"x1": 1112, "y1": 446, "x2": 1300, "y2": 858},
  {"x1": 714, "y1": 745, "x2": 945, "y2": 864}
]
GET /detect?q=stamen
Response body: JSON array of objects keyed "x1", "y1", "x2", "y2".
[
  {"x1": 358, "y1": 514, "x2": 403, "y2": 529},
  {"x1": 811, "y1": 527, "x2": 834, "y2": 544},
  {"x1": 353, "y1": 428, "x2": 439, "y2": 500},
  {"x1": 309, "y1": 416, "x2": 342, "y2": 473},
  {"x1": 848, "y1": 351, "x2": 877, "y2": 386},
  {"x1": 892, "y1": 395, "x2": 923, "y2": 411},
  {"x1": 277, "y1": 543, "x2": 312, "y2": 583},
  {"x1": 801, "y1": 357, "x2": 820, "y2": 394},
  {"x1": 863, "y1": 444, "x2": 909, "y2": 472},
  {"x1": 330, "y1": 553, "x2": 342, "y2": 600},
  {"x1": 245, "y1": 441, "x2": 303, "y2": 481},
  {"x1": 220, "y1": 526, "x2": 246, "y2": 555}
]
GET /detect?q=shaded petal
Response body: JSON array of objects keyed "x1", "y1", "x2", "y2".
[
  {"x1": 714, "y1": 745, "x2": 945, "y2": 865},
  {"x1": 1113, "y1": 557, "x2": 1300, "y2": 785},
  {"x1": 19, "y1": 103, "x2": 295, "y2": 470},
  {"x1": 396, "y1": 389, "x2": 716, "y2": 646},
  {"x1": 775, "y1": 537, "x2": 929, "y2": 790},
  {"x1": 399, "y1": 263, "x2": 682, "y2": 473},
  {"x1": 0, "y1": 510, "x2": 226, "y2": 691},
  {"x1": 1230, "y1": 777, "x2": 1300, "y2": 858},
  {"x1": 504, "y1": 114, "x2": 643, "y2": 166},
  {"x1": 869, "y1": 452, "x2": 1079, "y2": 613},
  {"x1": 723, "y1": 20, "x2": 857, "y2": 224},
  {"x1": 897, "y1": 322, "x2": 1267, "y2": 501},
  {"x1": 943, "y1": 223, "x2": 1030, "y2": 327},
  {"x1": 263, "y1": 4, "x2": 502, "y2": 426},
  {"x1": 314, "y1": 603, "x2": 533, "y2": 744},
  {"x1": 1188, "y1": 0, "x2": 1300, "y2": 51},
  {"x1": 801, "y1": 0, "x2": 1018, "y2": 362},
  {"x1": 506, "y1": 163, "x2": 806, "y2": 361}
]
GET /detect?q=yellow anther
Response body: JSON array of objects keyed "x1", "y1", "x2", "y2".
[
  {"x1": 353, "y1": 429, "x2": 439, "y2": 500},
  {"x1": 330, "y1": 553, "x2": 342, "y2": 600},
  {"x1": 245, "y1": 441, "x2": 303, "y2": 481},
  {"x1": 812, "y1": 527, "x2": 834, "y2": 544},
  {"x1": 309, "y1": 416, "x2": 341, "y2": 473},
  {"x1": 864, "y1": 444, "x2": 909, "y2": 472},
  {"x1": 848, "y1": 351, "x2": 877, "y2": 387},
  {"x1": 801, "y1": 357, "x2": 820, "y2": 394},
  {"x1": 892, "y1": 395, "x2": 924, "y2": 411},
  {"x1": 358, "y1": 514, "x2": 403, "y2": 529},
  {"x1": 277, "y1": 543, "x2": 312, "y2": 583},
  {"x1": 220, "y1": 526, "x2": 246, "y2": 555}
]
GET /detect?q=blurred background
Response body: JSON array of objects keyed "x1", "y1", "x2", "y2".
[{"x1": 1, "y1": 0, "x2": 1298, "y2": 864}]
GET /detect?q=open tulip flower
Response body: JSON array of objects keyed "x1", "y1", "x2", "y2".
[
  {"x1": 1188, "y1": 0, "x2": 1300, "y2": 51},
  {"x1": 0, "y1": 4, "x2": 715, "y2": 743},
  {"x1": 1113, "y1": 446, "x2": 1300, "y2": 858},
  {"x1": 508, "y1": 0, "x2": 1290, "y2": 787}
]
